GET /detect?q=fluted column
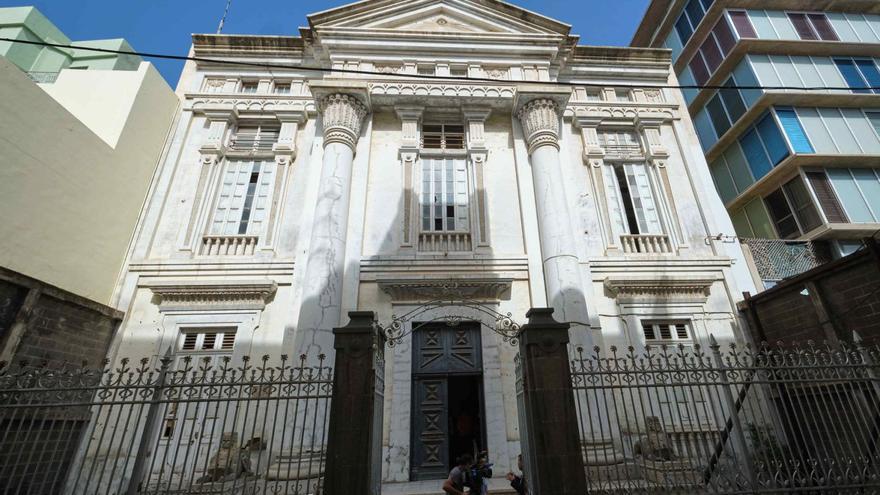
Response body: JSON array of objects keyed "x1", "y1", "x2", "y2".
[
  {"x1": 517, "y1": 98, "x2": 594, "y2": 348},
  {"x1": 295, "y1": 93, "x2": 368, "y2": 358}
]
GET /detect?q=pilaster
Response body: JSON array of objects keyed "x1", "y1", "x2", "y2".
[
  {"x1": 395, "y1": 106, "x2": 424, "y2": 248},
  {"x1": 465, "y1": 107, "x2": 492, "y2": 247}
]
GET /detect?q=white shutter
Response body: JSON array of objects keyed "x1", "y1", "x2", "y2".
[
  {"x1": 420, "y1": 160, "x2": 431, "y2": 231},
  {"x1": 454, "y1": 159, "x2": 470, "y2": 232},
  {"x1": 603, "y1": 165, "x2": 628, "y2": 237},
  {"x1": 211, "y1": 161, "x2": 250, "y2": 235},
  {"x1": 246, "y1": 161, "x2": 274, "y2": 235},
  {"x1": 625, "y1": 163, "x2": 663, "y2": 234}
]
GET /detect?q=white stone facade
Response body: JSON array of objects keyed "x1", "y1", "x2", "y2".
[{"x1": 110, "y1": 0, "x2": 756, "y2": 486}]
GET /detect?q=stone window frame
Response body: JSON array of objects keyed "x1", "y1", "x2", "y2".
[{"x1": 396, "y1": 107, "x2": 492, "y2": 254}]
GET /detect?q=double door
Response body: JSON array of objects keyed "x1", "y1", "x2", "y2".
[{"x1": 410, "y1": 323, "x2": 484, "y2": 480}]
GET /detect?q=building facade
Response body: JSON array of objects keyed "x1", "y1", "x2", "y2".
[
  {"x1": 111, "y1": 0, "x2": 756, "y2": 487},
  {"x1": 632, "y1": 0, "x2": 880, "y2": 288},
  {"x1": 0, "y1": 6, "x2": 179, "y2": 306}
]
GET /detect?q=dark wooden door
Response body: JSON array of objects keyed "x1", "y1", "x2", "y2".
[{"x1": 411, "y1": 323, "x2": 482, "y2": 480}]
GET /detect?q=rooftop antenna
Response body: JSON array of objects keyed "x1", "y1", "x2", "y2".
[{"x1": 217, "y1": 0, "x2": 233, "y2": 34}]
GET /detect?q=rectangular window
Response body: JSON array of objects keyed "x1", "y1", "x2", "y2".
[
  {"x1": 706, "y1": 94, "x2": 732, "y2": 136},
  {"x1": 729, "y1": 11, "x2": 757, "y2": 38},
  {"x1": 689, "y1": 52, "x2": 711, "y2": 86},
  {"x1": 615, "y1": 89, "x2": 633, "y2": 102},
  {"x1": 755, "y1": 113, "x2": 790, "y2": 165},
  {"x1": 421, "y1": 123, "x2": 465, "y2": 150},
  {"x1": 719, "y1": 78, "x2": 747, "y2": 123},
  {"x1": 788, "y1": 13, "x2": 838, "y2": 41},
  {"x1": 782, "y1": 176, "x2": 822, "y2": 234},
  {"x1": 450, "y1": 66, "x2": 468, "y2": 77},
  {"x1": 868, "y1": 112, "x2": 880, "y2": 137},
  {"x1": 179, "y1": 328, "x2": 237, "y2": 352},
  {"x1": 739, "y1": 129, "x2": 772, "y2": 179},
  {"x1": 417, "y1": 65, "x2": 435, "y2": 76},
  {"x1": 712, "y1": 16, "x2": 737, "y2": 54},
  {"x1": 806, "y1": 171, "x2": 848, "y2": 223},
  {"x1": 764, "y1": 189, "x2": 800, "y2": 239},
  {"x1": 699, "y1": 36, "x2": 724, "y2": 72},
  {"x1": 273, "y1": 83, "x2": 291, "y2": 94},
  {"x1": 229, "y1": 123, "x2": 281, "y2": 151},
  {"x1": 420, "y1": 158, "x2": 469, "y2": 233},
  {"x1": 775, "y1": 107, "x2": 814, "y2": 153},
  {"x1": 684, "y1": 0, "x2": 706, "y2": 31},
  {"x1": 608, "y1": 163, "x2": 663, "y2": 235},
  {"x1": 210, "y1": 160, "x2": 274, "y2": 236},
  {"x1": 834, "y1": 58, "x2": 880, "y2": 94},
  {"x1": 598, "y1": 130, "x2": 642, "y2": 155},
  {"x1": 642, "y1": 321, "x2": 692, "y2": 342},
  {"x1": 240, "y1": 81, "x2": 258, "y2": 93},
  {"x1": 675, "y1": 14, "x2": 694, "y2": 42}
]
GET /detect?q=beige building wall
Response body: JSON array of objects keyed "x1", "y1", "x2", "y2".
[{"x1": 0, "y1": 59, "x2": 178, "y2": 305}]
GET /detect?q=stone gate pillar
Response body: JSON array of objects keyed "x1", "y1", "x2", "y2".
[{"x1": 294, "y1": 87, "x2": 369, "y2": 358}]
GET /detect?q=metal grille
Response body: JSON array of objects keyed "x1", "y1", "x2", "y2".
[
  {"x1": 25, "y1": 71, "x2": 59, "y2": 84},
  {"x1": 569, "y1": 340, "x2": 880, "y2": 493},
  {"x1": 741, "y1": 238, "x2": 829, "y2": 282},
  {"x1": 0, "y1": 354, "x2": 332, "y2": 495}
]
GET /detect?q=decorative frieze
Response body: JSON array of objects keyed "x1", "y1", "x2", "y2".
[
  {"x1": 318, "y1": 93, "x2": 368, "y2": 150},
  {"x1": 517, "y1": 98, "x2": 560, "y2": 154},
  {"x1": 147, "y1": 280, "x2": 278, "y2": 311},
  {"x1": 378, "y1": 279, "x2": 512, "y2": 302},
  {"x1": 603, "y1": 276, "x2": 716, "y2": 303},
  {"x1": 190, "y1": 97, "x2": 315, "y2": 115},
  {"x1": 370, "y1": 83, "x2": 516, "y2": 100}
]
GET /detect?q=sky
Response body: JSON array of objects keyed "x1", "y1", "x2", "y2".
[{"x1": 1, "y1": 0, "x2": 652, "y2": 85}]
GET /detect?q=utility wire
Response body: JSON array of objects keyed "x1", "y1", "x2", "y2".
[{"x1": 5, "y1": 37, "x2": 880, "y2": 93}]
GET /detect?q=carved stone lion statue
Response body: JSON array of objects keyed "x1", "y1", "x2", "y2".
[
  {"x1": 633, "y1": 416, "x2": 675, "y2": 461},
  {"x1": 197, "y1": 432, "x2": 252, "y2": 483}
]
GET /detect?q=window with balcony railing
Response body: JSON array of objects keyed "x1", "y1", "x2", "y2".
[
  {"x1": 603, "y1": 161, "x2": 672, "y2": 254},
  {"x1": 201, "y1": 159, "x2": 275, "y2": 255},
  {"x1": 229, "y1": 124, "x2": 280, "y2": 152},
  {"x1": 419, "y1": 157, "x2": 471, "y2": 252}
]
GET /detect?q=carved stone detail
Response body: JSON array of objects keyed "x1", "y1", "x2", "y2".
[
  {"x1": 370, "y1": 83, "x2": 516, "y2": 99},
  {"x1": 517, "y1": 98, "x2": 560, "y2": 154},
  {"x1": 319, "y1": 93, "x2": 368, "y2": 150},
  {"x1": 603, "y1": 276, "x2": 716, "y2": 302},
  {"x1": 147, "y1": 280, "x2": 277, "y2": 311},
  {"x1": 377, "y1": 279, "x2": 512, "y2": 302}
]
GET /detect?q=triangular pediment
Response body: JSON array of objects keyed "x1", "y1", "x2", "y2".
[{"x1": 308, "y1": 0, "x2": 571, "y2": 37}]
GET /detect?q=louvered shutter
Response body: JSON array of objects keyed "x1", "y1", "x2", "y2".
[
  {"x1": 729, "y1": 11, "x2": 757, "y2": 39},
  {"x1": 211, "y1": 161, "x2": 251, "y2": 235},
  {"x1": 603, "y1": 165, "x2": 627, "y2": 237},
  {"x1": 806, "y1": 171, "x2": 848, "y2": 223},
  {"x1": 453, "y1": 159, "x2": 469, "y2": 233},
  {"x1": 246, "y1": 161, "x2": 274, "y2": 235},
  {"x1": 625, "y1": 163, "x2": 663, "y2": 234}
]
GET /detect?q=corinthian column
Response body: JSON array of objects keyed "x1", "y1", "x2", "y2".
[
  {"x1": 517, "y1": 98, "x2": 594, "y2": 348},
  {"x1": 294, "y1": 93, "x2": 368, "y2": 358}
]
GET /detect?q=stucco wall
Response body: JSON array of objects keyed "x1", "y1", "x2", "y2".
[{"x1": 0, "y1": 59, "x2": 178, "y2": 305}]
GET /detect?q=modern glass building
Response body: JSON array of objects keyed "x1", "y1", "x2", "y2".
[{"x1": 632, "y1": 1, "x2": 880, "y2": 287}]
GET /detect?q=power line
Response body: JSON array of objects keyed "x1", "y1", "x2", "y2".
[{"x1": 5, "y1": 36, "x2": 880, "y2": 93}]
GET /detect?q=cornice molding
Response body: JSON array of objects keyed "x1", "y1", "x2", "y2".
[
  {"x1": 146, "y1": 280, "x2": 278, "y2": 311},
  {"x1": 378, "y1": 278, "x2": 513, "y2": 302},
  {"x1": 565, "y1": 105, "x2": 678, "y2": 123},
  {"x1": 370, "y1": 82, "x2": 516, "y2": 100},
  {"x1": 603, "y1": 275, "x2": 717, "y2": 303},
  {"x1": 189, "y1": 97, "x2": 316, "y2": 115}
]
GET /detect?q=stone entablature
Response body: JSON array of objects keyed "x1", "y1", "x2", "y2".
[{"x1": 146, "y1": 279, "x2": 278, "y2": 311}]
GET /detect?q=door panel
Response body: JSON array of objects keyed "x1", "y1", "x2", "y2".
[
  {"x1": 413, "y1": 324, "x2": 481, "y2": 375},
  {"x1": 411, "y1": 378, "x2": 448, "y2": 480}
]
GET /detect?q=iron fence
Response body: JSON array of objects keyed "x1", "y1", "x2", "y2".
[
  {"x1": 740, "y1": 238, "x2": 830, "y2": 283},
  {"x1": 0, "y1": 354, "x2": 333, "y2": 495},
  {"x1": 570, "y1": 338, "x2": 880, "y2": 493}
]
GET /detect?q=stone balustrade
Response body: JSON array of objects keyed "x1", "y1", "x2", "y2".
[
  {"x1": 199, "y1": 234, "x2": 259, "y2": 256},
  {"x1": 418, "y1": 232, "x2": 472, "y2": 252},
  {"x1": 620, "y1": 234, "x2": 673, "y2": 254}
]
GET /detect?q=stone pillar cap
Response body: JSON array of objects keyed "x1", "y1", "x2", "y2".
[
  {"x1": 513, "y1": 84, "x2": 571, "y2": 115},
  {"x1": 309, "y1": 80, "x2": 371, "y2": 112}
]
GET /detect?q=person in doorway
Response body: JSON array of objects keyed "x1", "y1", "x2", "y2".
[
  {"x1": 506, "y1": 454, "x2": 527, "y2": 495},
  {"x1": 443, "y1": 454, "x2": 473, "y2": 495}
]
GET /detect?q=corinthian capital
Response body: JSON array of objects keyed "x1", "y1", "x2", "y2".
[
  {"x1": 319, "y1": 93, "x2": 368, "y2": 150},
  {"x1": 517, "y1": 98, "x2": 560, "y2": 154}
]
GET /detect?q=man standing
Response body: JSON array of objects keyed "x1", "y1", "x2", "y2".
[
  {"x1": 506, "y1": 454, "x2": 527, "y2": 495},
  {"x1": 442, "y1": 454, "x2": 473, "y2": 495}
]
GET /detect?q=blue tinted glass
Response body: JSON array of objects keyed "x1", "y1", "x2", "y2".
[
  {"x1": 756, "y1": 114, "x2": 790, "y2": 165},
  {"x1": 855, "y1": 59, "x2": 880, "y2": 94},
  {"x1": 739, "y1": 130, "x2": 772, "y2": 179},
  {"x1": 685, "y1": 0, "x2": 705, "y2": 28},
  {"x1": 675, "y1": 14, "x2": 693, "y2": 42},
  {"x1": 835, "y1": 59, "x2": 870, "y2": 93},
  {"x1": 699, "y1": 0, "x2": 714, "y2": 11},
  {"x1": 775, "y1": 107, "x2": 814, "y2": 153}
]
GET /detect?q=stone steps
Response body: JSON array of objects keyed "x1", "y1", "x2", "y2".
[{"x1": 382, "y1": 478, "x2": 517, "y2": 495}]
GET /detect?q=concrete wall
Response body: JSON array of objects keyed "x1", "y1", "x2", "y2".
[{"x1": 0, "y1": 58, "x2": 178, "y2": 305}]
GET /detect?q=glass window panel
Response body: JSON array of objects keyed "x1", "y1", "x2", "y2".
[
  {"x1": 700, "y1": 36, "x2": 724, "y2": 73},
  {"x1": 783, "y1": 176, "x2": 822, "y2": 233},
  {"x1": 710, "y1": 158, "x2": 737, "y2": 203},
  {"x1": 729, "y1": 11, "x2": 757, "y2": 38},
  {"x1": 827, "y1": 168, "x2": 874, "y2": 222},
  {"x1": 731, "y1": 209, "x2": 755, "y2": 237},
  {"x1": 755, "y1": 113, "x2": 790, "y2": 165},
  {"x1": 807, "y1": 14, "x2": 839, "y2": 41},
  {"x1": 835, "y1": 58, "x2": 871, "y2": 93},
  {"x1": 788, "y1": 13, "x2": 817, "y2": 40},
  {"x1": 706, "y1": 94, "x2": 732, "y2": 136},
  {"x1": 719, "y1": 78, "x2": 747, "y2": 123},
  {"x1": 689, "y1": 52, "x2": 711, "y2": 86},
  {"x1": 684, "y1": 0, "x2": 706, "y2": 29},
  {"x1": 851, "y1": 169, "x2": 880, "y2": 221},
  {"x1": 775, "y1": 107, "x2": 814, "y2": 153},
  {"x1": 818, "y1": 108, "x2": 860, "y2": 153},
  {"x1": 842, "y1": 108, "x2": 880, "y2": 153},
  {"x1": 764, "y1": 189, "x2": 800, "y2": 239},
  {"x1": 675, "y1": 14, "x2": 694, "y2": 43},
  {"x1": 713, "y1": 16, "x2": 737, "y2": 54},
  {"x1": 723, "y1": 143, "x2": 755, "y2": 192},
  {"x1": 854, "y1": 59, "x2": 880, "y2": 94},
  {"x1": 868, "y1": 112, "x2": 880, "y2": 138},
  {"x1": 739, "y1": 129, "x2": 773, "y2": 180},
  {"x1": 744, "y1": 198, "x2": 777, "y2": 238}
]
